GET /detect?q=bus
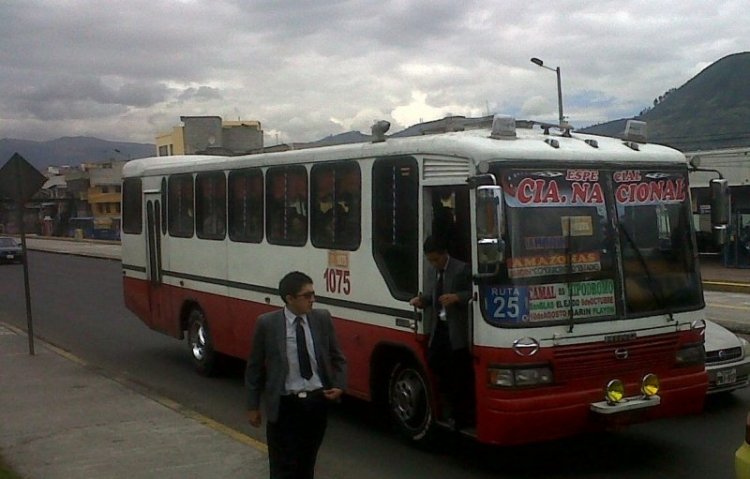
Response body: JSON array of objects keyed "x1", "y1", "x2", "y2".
[{"x1": 121, "y1": 115, "x2": 729, "y2": 446}]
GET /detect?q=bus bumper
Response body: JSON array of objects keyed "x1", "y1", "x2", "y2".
[{"x1": 475, "y1": 371, "x2": 706, "y2": 446}]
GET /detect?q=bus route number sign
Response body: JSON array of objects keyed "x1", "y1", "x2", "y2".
[{"x1": 485, "y1": 287, "x2": 529, "y2": 324}]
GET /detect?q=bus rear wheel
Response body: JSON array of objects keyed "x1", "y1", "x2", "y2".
[
  {"x1": 187, "y1": 309, "x2": 219, "y2": 376},
  {"x1": 388, "y1": 362, "x2": 434, "y2": 443}
]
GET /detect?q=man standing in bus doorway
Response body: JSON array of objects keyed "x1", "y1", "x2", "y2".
[
  {"x1": 245, "y1": 271, "x2": 347, "y2": 479},
  {"x1": 409, "y1": 236, "x2": 474, "y2": 430}
]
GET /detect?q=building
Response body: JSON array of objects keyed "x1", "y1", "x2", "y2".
[
  {"x1": 686, "y1": 147, "x2": 750, "y2": 263},
  {"x1": 30, "y1": 161, "x2": 125, "y2": 239},
  {"x1": 86, "y1": 160, "x2": 125, "y2": 239},
  {"x1": 156, "y1": 116, "x2": 263, "y2": 157}
]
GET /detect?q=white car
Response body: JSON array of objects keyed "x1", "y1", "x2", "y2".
[{"x1": 705, "y1": 320, "x2": 750, "y2": 394}]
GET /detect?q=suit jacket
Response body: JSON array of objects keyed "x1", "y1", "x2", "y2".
[
  {"x1": 245, "y1": 308, "x2": 347, "y2": 423},
  {"x1": 420, "y1": 257, "x2": 472, "y2": 350}
]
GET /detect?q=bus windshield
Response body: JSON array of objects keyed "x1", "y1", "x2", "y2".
[
  {"x1": 615, "y1": 170, "x2": 702, "y2": 315},
  {"x1": 480, "y1": 167, "x2": 701, "y2": 327}
]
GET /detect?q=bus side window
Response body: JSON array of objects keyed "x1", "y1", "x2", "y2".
[
  {"x1": 122, "y1": 178, "x2": 143, "y2": 235},
  {"x1": 311, "y1": 161, "x2": 361, "y2": 250},
  {"x1": 196, "y1": 171, "x2": 226, "y2": 240},
  {"x1": 372, "y1": 156, "x2": 419, "y2": 300},
  {"x1": 228, "y1": 168, "x2": 263, "y2": 243},
  {"x1": 266, "y1": 166, "x2": 308, "y2": 246},
  {"x1": 168, "y1": 174, "x2": 194, "y2": 238}
]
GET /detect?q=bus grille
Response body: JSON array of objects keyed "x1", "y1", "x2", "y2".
[
  {"x1": 553, "y1": 335, "x2": 678, "y2": 382},
  {"x1": 705, "y1": 346, "x2": 742, "y2": 364}
]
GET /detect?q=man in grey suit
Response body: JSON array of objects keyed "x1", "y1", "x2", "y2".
[
  {"x1": 409, "y1": 236, "x2": 474, "y2": 429},
  {"x1": 246, "y1": 271, "x2": 347, "y2": 479}
]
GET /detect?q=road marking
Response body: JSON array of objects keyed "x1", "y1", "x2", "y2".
[{"x1": 706, "y1": 302, "x2": 750, "y2": 312}]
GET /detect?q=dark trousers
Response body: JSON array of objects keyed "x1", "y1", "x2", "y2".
[
  {"x1": 428, "y1": 323, "x2": 475, "y2": 426},
  {"x1": 267, "y1": 391, "x2": 328, "y2": 479}
]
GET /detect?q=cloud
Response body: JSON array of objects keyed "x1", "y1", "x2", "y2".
[
  {"x1": 0, "y1": 0, "x2": 748, "y2": 144},
  {"x1": 177, "y1": 86, "x2": 223, "y2": 102}
]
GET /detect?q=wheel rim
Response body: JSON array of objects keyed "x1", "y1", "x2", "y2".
[
  {"x1": 391, "y1": 367, "x2": 430, "y2": 432},
  {"x1": 191, "y1": 323, "x2": 206, "y2": 361}
]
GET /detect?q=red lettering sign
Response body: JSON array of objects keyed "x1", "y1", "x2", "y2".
[{"x1": 615, "y1": 178, "x2": 685, "y2": 204}]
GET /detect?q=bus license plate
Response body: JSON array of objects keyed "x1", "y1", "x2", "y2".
[{"x1": 717, "y1": 368, "x2": 737, "y2": 386}]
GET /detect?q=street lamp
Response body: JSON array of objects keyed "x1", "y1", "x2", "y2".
[{"x1": 530, "y1": 57, "x2": 565, "y2": 128}]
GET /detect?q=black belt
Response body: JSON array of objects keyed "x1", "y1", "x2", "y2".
[{"x1": 283, "y1": 388, "x2": 324, "y2": 400}]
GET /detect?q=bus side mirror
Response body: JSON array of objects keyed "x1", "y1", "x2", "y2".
[
  {"x1": 475, "y1": 186, "x2": 506, "y2": 277},
  {"x1": 709, "y1": 178, "x2": 730, "y2": 246}
]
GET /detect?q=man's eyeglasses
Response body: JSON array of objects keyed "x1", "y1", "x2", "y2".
[{"x1": 295, "y1": 291, "x2": 316, "y2": 299}]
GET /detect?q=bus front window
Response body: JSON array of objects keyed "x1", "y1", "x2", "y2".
[
  {"x1": 615, "y1": 170, "x2": 702, "y2": 314},
  {"x1": 480, "y1": 168, "x2": 617, "y2": 327}
]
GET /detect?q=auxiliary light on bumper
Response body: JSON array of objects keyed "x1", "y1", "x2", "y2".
[{"x1": 591, "y1": 373, "x2": 661, "y2": 415}]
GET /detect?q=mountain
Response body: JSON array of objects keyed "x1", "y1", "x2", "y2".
[
  {"x1": 580, "y1": 52, "x2": 750, "y2": 151},
  {"x1": 0, "y1": 137, "x2": 155, "y2": 170}
]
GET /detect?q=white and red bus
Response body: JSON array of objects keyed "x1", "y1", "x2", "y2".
[{"x1": 121, "y1": 115, "x2": 728, "y2": 445}]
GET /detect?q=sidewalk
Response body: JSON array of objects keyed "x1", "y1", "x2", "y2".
[
  {"x1": 698, "y1": 253, "x2": 750, "y2": 293},
  {"x1": 0, "y1": 322, "x2": 269, "y2": 478}
]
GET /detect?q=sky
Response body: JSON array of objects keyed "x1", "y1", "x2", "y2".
[{"x1": 1, "y1": 0, "x2": 748, "y2": 146}]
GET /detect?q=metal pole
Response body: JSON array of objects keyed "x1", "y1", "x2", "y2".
[
  {"x1": 556, "y1": 66, "x2": 564, "y2": 126},
  {"x1": 14, "y1": 160, "x2": 35, "y2": 355}
]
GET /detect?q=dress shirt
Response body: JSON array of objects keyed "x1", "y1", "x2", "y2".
[{"x1": 283, "y1": 308, "x2": 323, "y2": 394}]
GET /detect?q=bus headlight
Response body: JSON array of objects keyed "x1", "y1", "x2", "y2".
[
  {"x1": 488, "y1": 365, "x2": 553, "y2": 388},
  {"x1": 641, "y1": 373, "x2": 660, "y2": 397},
  {"x1": 605, "y1": 379, "x2": 625, "y2": 404},
  {"x1": 675, "y1": 343, "x2": 705, "y2": 367}
]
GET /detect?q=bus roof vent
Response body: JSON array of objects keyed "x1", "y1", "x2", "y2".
[
  {"x1": 371, "y1": 120, "x2": 391, "y2": 143},
  {"x1": 623, "y1": 120, "x2": 647, "y2": 143},
  {"x1": 490, "y1": 114, "x2": 516, "y2": 139},
  {"x1": 585, "y1": 139, "x2": 599, "y2": 148},
  {"x1": 624, "y1": 141, "x2": 640, "y2": 151}
]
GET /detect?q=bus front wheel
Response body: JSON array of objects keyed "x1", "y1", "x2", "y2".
[
  {"x1": 388, "y1": 362, "x2": 434, "y2": 443},
  {"x1": 187, "y1": 309, "x2": 218, "y2": 376}
]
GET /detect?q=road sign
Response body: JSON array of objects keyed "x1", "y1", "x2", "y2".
[{"x1": 0, "y1": 153, "x2": 46, "y2": 202}]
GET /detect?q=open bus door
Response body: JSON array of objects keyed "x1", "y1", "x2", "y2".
[
  {"x1": 144, "y1": 190, "x2": 171, "y2": 334},
  {"x1": 421, "y1": 184, "x2": 473, "y2": 338}
]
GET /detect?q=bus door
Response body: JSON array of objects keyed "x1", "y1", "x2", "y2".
[
  {"x1": 144, "y1": 191, "x2": 170, "y2": 333},
  {"x1": 422, "y1": 184, "x2": 473, "y2": 332},
  {"x1": 424, "y1": 185, "x2": 472, "y2": 263}
]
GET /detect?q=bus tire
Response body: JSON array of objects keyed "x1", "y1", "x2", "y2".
[
  {"x1": 388, "y1": 361, "x2": 435, "y2": 443},
  {"x1": 187, "y1": 309, "x2": 219, "y2": 376}
]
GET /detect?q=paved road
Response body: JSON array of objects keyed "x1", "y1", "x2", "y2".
[{"x1": 1, "y1": 251, "x2": 749, "y2": 478}]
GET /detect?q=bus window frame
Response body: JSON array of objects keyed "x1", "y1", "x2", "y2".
[
  {"x1": 167, "y1": 173, "x2": 195, "y2": 238},
  {"x1": 371, "y1": 155, "x2": 419, "y2": 301},
  {"x1": 195, "y1": 171, "x2": 227, "y2": 241},
  {"x1": 266, "y1": 165, "x2": 308, "y2": 247},
  {"x1": 310, "y1": 160, "x2": 362, "y2": 251},
  {"x1": 228, "y1": 168, "x2": 264, "y2": 244},
  {"x1": 122, "y1": 177, "x2": 143, "y2": 235}
]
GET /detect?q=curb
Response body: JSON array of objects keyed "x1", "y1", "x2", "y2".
[{"x1": 702, "y1": 281, "x2": 750, "y2": 294}]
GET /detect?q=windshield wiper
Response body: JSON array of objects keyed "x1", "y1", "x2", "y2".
[
  {"x1": 564, "y1": 217, "x2": 575, "y2": 333},
  {"x1": 619, "y1": 221, "x2": 674, "y2": 321}
]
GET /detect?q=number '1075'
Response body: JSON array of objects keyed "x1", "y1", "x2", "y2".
[{"x1": 324, "y1": 268, "x2": 351, "y2": 295}]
